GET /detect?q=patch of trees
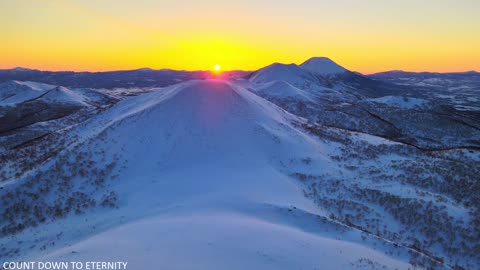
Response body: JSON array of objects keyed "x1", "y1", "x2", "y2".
[{"x1": 0, "y1": 140, "x2": 120, "y2": 236}]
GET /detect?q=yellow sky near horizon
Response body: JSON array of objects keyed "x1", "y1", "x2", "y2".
[{"x1": 1, "y1": 0, "x2": 479, "y2": 73}]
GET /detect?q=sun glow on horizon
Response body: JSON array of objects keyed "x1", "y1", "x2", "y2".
[
  {"x1": 1, "y1": 1, "x2": 479, "y2": 73},
  {"x1": 213, "y1": 64, "x2": 221, "y2": 72}
]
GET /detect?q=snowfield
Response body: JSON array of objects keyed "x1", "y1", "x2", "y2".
[
  {"x1": 40, "y1": 207, "x2": 410, "y2": 270},
  {"x1": 366, "y1": 96, "x2": 430, "y2": 109},
  {"x1": 1, "y1": 80, "x2": 410, "y2": 269},
  {"x1": 1, "y1": 59, "x2": 479, "y2": 270}
]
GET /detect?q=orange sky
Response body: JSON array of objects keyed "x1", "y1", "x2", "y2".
[{"x1": 1, "y1": 0, "x2": 479, "y2": 73}]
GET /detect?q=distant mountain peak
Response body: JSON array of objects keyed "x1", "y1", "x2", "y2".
[
  {"x1": 269, "y1": 62, "x2": 297, "y2": 67},
  {"x1": 300, "y1": 57, "x2": 347, "y2": 76},
  {"x1": 135, "y1": 67, "x2": 154, "y2": 71},
  {"x1": 10, "y1": 67, "x2": 38, "y2": 72},
  {"x1": 386, "y1": 70, "x2": 406, "y2": 73},
  {"x1": 461, "y1": 70, "x2": 479, "y2": 74},
  {"x1": 249, "y1": 62, "x2": 317, "y2": 85},
  {"x1": 304, "y1": 56, "x2": 333, "y2": 62}
]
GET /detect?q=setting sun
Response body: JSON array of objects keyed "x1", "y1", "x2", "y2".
[{"x1": 213, "y1": 64, "x2": 221, "y2": 72}]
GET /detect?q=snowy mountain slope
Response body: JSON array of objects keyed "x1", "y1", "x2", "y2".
[
  {"x1": 300, "y1": 57, "x2": 347, "y2": 76},
  {"x1": 0, "y1": 80, "x2": 433, "y2": 269},
  {"x1": 0, "y1": 81, "x2": 89, "y2": 135},
  {"x1": 10, "y1": 80, "x2": 52, "y2": 90},
  {"x1": 249, "y1": 80, "x2": 317, "y2": 102},
  {"x1": 249, "y1": 63, "x2": 320, "y2": 88},
  {"x1": 0, "y1": 81, "x2": 54, "y2": 105},
  {"x1": 0, "y1": 81, "x2": 88, "y2": 106},
  {"x1": 369, "y1": 70, "x2": 480, "y2": 112},
  {"x1": 247, "y1": 58, "x2": 411, "y2": 99},
  {"x1": 365, "y1": 96, "x2": 431, "y2": 110},
  {"x1": 41, "y1": 86, "x2": 89, "y2": 106},
  {"x1": 0, "y1": 81, "x2": 118, "y2": 153},
  {"x1": 244, "y1": 58, "x2": 480, "y2": 150}
]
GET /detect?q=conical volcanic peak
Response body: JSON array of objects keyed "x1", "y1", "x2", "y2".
[{"x1": 300, "y1": 57, "x2": 347, "y2": 76}]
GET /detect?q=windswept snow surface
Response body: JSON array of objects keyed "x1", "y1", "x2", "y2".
[{"x1": 9, "y1": 80, "x2": 412, "y2": 269}]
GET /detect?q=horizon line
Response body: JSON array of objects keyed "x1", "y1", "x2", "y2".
[{"x1": 1, "y1": 64, "x2": 478, "y2": 75}]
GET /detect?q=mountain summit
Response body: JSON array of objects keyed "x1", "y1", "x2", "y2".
[
  {"x1": 300, "y1": 57, "x2": 347, "y2": 76},
  {"x1": 249, "y1": 63, "x2": 317, "y2": 84}
]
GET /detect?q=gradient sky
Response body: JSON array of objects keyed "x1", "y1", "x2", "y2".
[{"x1": 1, "y1": 0, "x2": 479, "y2": 73}]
